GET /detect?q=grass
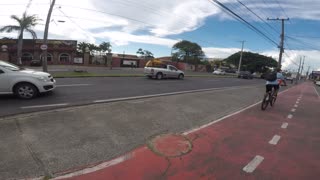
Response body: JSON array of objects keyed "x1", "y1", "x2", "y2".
[{"x1": 53, "y1": 72, "x2": 237, "y2": 78}]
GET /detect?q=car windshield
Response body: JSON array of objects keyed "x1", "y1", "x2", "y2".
[{"x1": 0, "y1": 60, "x2": 21, "y2": 71}]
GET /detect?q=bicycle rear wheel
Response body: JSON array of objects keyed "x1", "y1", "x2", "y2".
[
  {"x1": 261, "y1": 93, "x2": 269, "y2": 110},
  {"x1": 270, "y1": 91, "x2": 277, "y2": 107}
]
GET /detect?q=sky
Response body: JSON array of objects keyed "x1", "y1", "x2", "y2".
[{"x1": 0, "y1": 0, "x2": 320, "y2": 73}]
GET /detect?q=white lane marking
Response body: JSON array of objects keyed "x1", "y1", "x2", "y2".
[
  {"x1": 291, "y1": 108, "x2": 296, "y2": 112},
  {"x1": 269, "y1": 135, "x2": 281, "y2": 145},
  {"x1": 313, "y1": 86, "x2": 320, "y2": 98},
  {"x1": 296, "y1": 101, "x2": 300, "y2": 104},
  {"x1": 287, "y1": 114, "x2": 293, "y2": 119},
  {"x1": 93, "y1": 85, "x2": 256, "y2": 103},
  {"x1": 56, "y1": 84, "x2": 92, "y2": 87},
  {"x1": 294, "y1": 104, "x2": 298, "y2": 108},
  {"x1": 243, "y1": 155, "x2": 264, "y2": 173},
  {"x1": 21, "y1": 103, "x2": 69, "y2": 109},
  {"x1": 281, "y1": 123, "x2": 289, "y2": 129}
]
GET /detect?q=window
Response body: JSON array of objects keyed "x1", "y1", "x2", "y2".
[
  {"x1": 40, "y1": 53, "x2": 53, "y2": 62},
  {"x1": 59, "y1": 53, "x2": 70, "y2": 62},
  {"x1": 169, "y1": 66, "x2": 177, "y2": 71},
  {"x1": 21, "y1": 53, "x2": 33, "y2": 62}
]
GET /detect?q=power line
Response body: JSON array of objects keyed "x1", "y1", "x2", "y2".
[
  {"x1": 273, "y1": 0, "x2": 292, "y2": 24},
  {"x1": 286, "y1": 36, "x2": 320, "y2": 51},
  {"x1": 208, "y1": 0, "x2": 278, "y2": 47},
  {"x1": 236, "y1": 0, "x2": 280, "y2": 35}
]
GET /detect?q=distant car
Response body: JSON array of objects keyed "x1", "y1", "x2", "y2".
[
  {"x1": 238, "y1": 71, "x2": 253, "y2": 79},
  {"x1": 316, "y1": 80, "x2": 320, "y2": 86},
  {"x1": 225, "y1": 69, "x2": 236, "y2": 73},
  {"x1": 212, "y1": 69, "x2": 226, "y2": 75},
  {"x1": 30, "y1": 59, "x2": 42, "y2": 66},
  {"x1": 0, "y1": 60, "x2": 56, "y2": 99}
]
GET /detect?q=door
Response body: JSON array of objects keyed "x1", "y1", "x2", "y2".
[
  {"x1": 0, "y1": 68, "x2": 11, "y2": 93},
  {"x1": 168, "y1": 65, "x2": 178, "y2": 78}
]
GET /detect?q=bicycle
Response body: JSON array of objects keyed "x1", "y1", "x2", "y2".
[{"x1": 261, "y1": 88, "x2": 278, "y2": 110}]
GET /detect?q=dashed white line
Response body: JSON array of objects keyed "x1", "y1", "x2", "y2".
[
  {"x1": 243, "y1": 155, "x2": 264, "y2": 173},
  {"x1": 294, "y1": 104, "x2": 298, "y2": 108},
  {"x1": 287, "y1": 114, "x2": 293, "y2": 119},
  {"x1": 281, "y1": 123, "x2": 289, "y2": 129},
  {"x1": 313, "y1": 86, "x2": 320, "y2": 98},
  {"x1": 269, "y1": 135, "x2": 281, "y2": 145},
  {"x1": 56, "y1": 84, "x2": 92, "y2": 87},
  {"x1": 291, "y1": 108, "x2": 296, "y2": 112},
  {"x1": 21, "y1": 103, "x2": 69, "y2": 109}
]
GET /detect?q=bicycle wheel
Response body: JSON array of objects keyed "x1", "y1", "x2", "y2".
[
  {"x1": 270, "y1": 91, "x2": 277, "y2": 107},
  {"x1": 261, "y1": 93, "x2": 269, "y2": 110}
]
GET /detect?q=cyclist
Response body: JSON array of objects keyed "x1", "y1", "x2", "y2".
[{"x1": 265, "y1": 68, "x2": 285, "y2": 95}]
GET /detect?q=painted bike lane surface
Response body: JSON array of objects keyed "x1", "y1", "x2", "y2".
[{"x1": 55, "y1": 83, "x2": 320, "y2": 180}]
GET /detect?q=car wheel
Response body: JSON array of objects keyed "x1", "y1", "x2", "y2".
[
  {"x1": 14, "y1": 83, "x2": 38, "y2": 99},
  {"x1": 178, "y1": 74, "x2": 184, "y2": 80},
  {"x1": 156, "y1": 73, "x2": 163, "y2": 80}
]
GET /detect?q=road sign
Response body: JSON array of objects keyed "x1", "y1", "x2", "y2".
[{"x1": 40, "y1": 44, "x2": 48, "y2": 50}]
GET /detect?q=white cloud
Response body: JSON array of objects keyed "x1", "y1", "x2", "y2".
[{"x1": 203, "y1": 47, "x2": 241, "y2": 59}]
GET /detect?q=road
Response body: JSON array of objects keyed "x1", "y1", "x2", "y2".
[{"x1": 0, "y1": 77, "x2": 263, "y2": 117}]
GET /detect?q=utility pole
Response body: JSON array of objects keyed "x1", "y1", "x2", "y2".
[
  {"x1": 267, "y1": 18, "x2": 289, "y2": 69},
  {"x1": 306, "y1": 66, "x2": 310, "y2": 79},
  {"x1": 237, "y1": 40, "x2": 245, "y2": 74},
  {"x1": 295, "y1": 56, "x2": 302, "y2": 84},
  {"x1": 300, "y1": 56, "x2": 305, "y2": 75},
  {"x1": 42, "y1": 0, "x2": 56, "y2": 72}
]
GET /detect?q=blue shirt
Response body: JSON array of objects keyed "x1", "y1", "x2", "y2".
[{"x1": 266, "y1": 72, "x2": 284, "y2": 85}]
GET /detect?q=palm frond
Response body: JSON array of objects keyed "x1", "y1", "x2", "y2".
[
  {"x1": 10, "y1": 15, "x2": 22, "y2": 25},
  {"x1": 0, "y1": 26, "x2": 21, "y2": 33},
  {"x1": 25, "y1": 28, "x2": 37, "y2": 39}
]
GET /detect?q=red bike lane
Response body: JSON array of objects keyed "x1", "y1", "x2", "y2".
[{"x1": 55, "y1": 83, "x2": 320, "y2": 180}]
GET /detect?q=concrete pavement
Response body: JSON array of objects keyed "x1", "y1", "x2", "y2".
[
  {"x1": 1, "y1": 83, "x2": 274, "y2": 180},
  {"x1": 55, "y1": 82, "x2": 320, "y2": 180}
]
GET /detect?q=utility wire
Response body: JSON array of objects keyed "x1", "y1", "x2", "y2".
[
  {"x1": 273, "y1": 0, "x2": 292, "y2": 24},
  {"x1": 236, "y1": 0, "x2": 280, "y2": 34},
  {"x1": 208, "y1": 0, "x2": 278, "y2": 47}
]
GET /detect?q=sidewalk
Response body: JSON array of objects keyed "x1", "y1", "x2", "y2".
[{"x1": 55, "y1": 83, "x2": 320, "y2": 180}]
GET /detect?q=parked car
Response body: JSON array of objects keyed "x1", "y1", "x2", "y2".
[
  {"x1": 225, "y1": 69, "x2": 236, "y2": 73},
  {"x1": 0, "y1": 60, "x2": 56, "y2": 99},
  {"x1": 30, "y1": 59, "x2": 42, "y2": 66},
  {"x1": 316, "y1": 80, "x2": 320, "y2": 86},
  {"x1": 238, "y1": 71, "x2": 253, "y2": 79},
  {"x1": 212, "y1": 69, "x2": 226, "y2": 75},
  {"x1": 144, "y1": 64, "x2": 184, "y2": 80}
]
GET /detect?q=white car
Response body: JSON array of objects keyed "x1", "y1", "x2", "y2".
[
  {"x1": 0, "y1": 60, "x2": 56, "y2": 99},
  {"x1": 316, "y1": 80, "x2": 320, "y2": 86},
  {"x1": 212, "y1": 69, "x2": 226, "y2": 75}
]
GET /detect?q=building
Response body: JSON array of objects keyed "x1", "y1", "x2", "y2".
[{"x1": 0, "y1": 39, "x2": 77, "y2": 65}]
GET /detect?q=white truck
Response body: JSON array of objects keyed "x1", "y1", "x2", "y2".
[{"x1": 144, "y1": 64, "x2": 184, "y2": 80}]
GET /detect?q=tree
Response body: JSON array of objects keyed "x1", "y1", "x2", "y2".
[
  {"x1": 171, "y1": 40, "x2": 204, "y2": 65},
  {"x1": 0, "y1": 13, "x2": 39, "y2": 64},
  {"x1": 99, "y1": 42, "x2": 112, "y2": 53},
  {"x1": 136, "y1": 48, "x2": 154, "y2": 59},
  {"x1": 224, "y1": 51, "x2": 278, "y2": 73}
]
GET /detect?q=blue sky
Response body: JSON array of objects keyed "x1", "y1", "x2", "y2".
[{"x1": 1, "y1": 0, "x2": 320, "y2": 71}]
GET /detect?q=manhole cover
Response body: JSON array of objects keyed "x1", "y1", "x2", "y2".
[{"x1": 147, "y1": 134, "x2": 192, "y2": 157}]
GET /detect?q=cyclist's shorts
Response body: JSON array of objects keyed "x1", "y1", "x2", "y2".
[{"x1": 266, "y1": 84, "x2": 279, "y2": 93}]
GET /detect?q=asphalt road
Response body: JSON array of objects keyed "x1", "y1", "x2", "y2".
[{"x1": 0, "y1": 77, "x2": 264, "y2": 117}]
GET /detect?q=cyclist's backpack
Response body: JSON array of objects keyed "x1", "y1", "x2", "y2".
[{"x1": 265, "y1": 72, "x2": 277, "y2": 81}]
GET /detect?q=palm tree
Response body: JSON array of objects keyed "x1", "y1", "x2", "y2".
[{"x1": 0, "y1": 13, "x2": 39, "y2": 64}]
